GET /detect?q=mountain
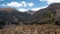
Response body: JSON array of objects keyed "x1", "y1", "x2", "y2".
[
  {"x1": 0, "y1": 3, "x2": 60, "y2": 26},
  {"x1": 25, "y1": 10, "x2": 36, "y2": 15},
  {"x1": 0, "y1": 8, "x2": 31, "y2": 26},
  {"x1": 24, "y1": 3, "x2": 60, "y2": 25}
]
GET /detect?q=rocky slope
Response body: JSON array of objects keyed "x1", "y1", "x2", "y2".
[
  {"x1": 25, "y1": 3, "x2": 60, "y2": 25},
  {"x1": 25, "y1": 10, "x2": 36, "y2": 15},
  {"x1": 0, "y1": 3, "x2": 60, "y2": 26},
  {"x1": 0, "y1": 8, "x2": 31, "y2": 26}
]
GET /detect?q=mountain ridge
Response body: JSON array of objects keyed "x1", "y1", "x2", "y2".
[{"x1": 24, "y1": 3, "x2": 60, "y2": 25}]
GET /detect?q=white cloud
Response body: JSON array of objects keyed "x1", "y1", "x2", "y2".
[
  {"x1": 28, "y1": 3, "x2": 34, "y2": 7},
  {"x1": 20, "y1": 1, "x2": 34, "y2": 7},
  {"x1": 2, "y1": 4, "x2": 5, "y2": 6},
  {"x1": 31, "y1": 6, "x2": 48, "y2": 11},
  {"x1": 18, "y1": 8, "x2": 29, "y2": 12},
  {"x1": 0, "y1": 1, "x2": 34, "y2": 8},
  {"x1": 21, "y1": 1, "x2": 27, "y2": 7},
  {"x1": 31, "y1": 8, "x2": 41, "y2": 11},
  {"x1": 0, "y1": 4, "x2": 5, "y2": 6},
  {"x1": 7, "y1": 2, "x2": 23, "y2": 7},
  {"x1": 0, "y1": 1, "x2": 34, "y2": 12},
  {"x1": 41, "y1": 6, "x2": 48, "y2": 8},
  {"x1": 47, "y1": 0, "x2": 60, "y2": 4},
  {"x1": 39, "y1": 0, "x2": 60, "y2": 4},
  {"x1": 18, "y1": 6, "x2": 48, "y2": 12}
]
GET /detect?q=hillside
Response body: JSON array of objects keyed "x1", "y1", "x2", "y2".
[
  {"x1": 0, "y1": 8, "x2": 31, "y2": 27},
  {"x1": 25, "y1": 10, "x2": 36, "y2": 15},
  {"x1": 0, "y1": 3, "x2": 60, "y2": 28},
  {"x1": 0, "y1": 3, "x2": 60, "y2": 34},
  {"x1": 25, "y1": 3, "x2": 60, "y2": 25},
  {"x1": 0, "y1": 25, "x2": 60, "y2": 34}
]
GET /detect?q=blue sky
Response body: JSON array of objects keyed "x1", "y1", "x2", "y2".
[{"x1": 0, "y1": 0, "x2": 60, "y2": 12}]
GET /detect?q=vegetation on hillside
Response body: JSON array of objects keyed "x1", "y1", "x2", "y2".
[{"x1": 45, "y1": 11, "x2": 55, "y2": 25}]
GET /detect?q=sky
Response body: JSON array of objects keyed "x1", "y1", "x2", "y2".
[{"x1": 0, "y1": 0, "x2": 60, "y2": 12}]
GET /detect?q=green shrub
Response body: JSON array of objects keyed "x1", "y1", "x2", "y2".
[{"x1": 45, "y1": 11, "x2": 55, "y2": 25}]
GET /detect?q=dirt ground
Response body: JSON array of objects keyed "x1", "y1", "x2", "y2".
[{"x1": 0, "y1": 24, "x2": 60, "y2": 34}]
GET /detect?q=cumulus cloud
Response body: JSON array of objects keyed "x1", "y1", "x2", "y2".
[
  {"x1": 0, "y1": 1, "x2": 50, "y2": 12},
  {"x1": 7, "y1": 2, "x2": 23, "y2": 7},
  {"x1": 18, "y1": 6, "x2": 48, "y2": 12},
  {"x1": 39, "y1": 0, "x2": 60, "y2": 4},
  {"x1": 28, "y1": 3, "x2": 34, "y2": 7},
  {"x1": 21, "y1": 1, "x2": 27, "y2": 7},
  {"x1": 0, "y1": 1, "x2": 34, "y2": 12},
  {"x1": 20, "y1": 1, "x2": 34, "y2": 7},
  {"x1": 31, "y1": 8, "x2": 41, "y2": 11},
  {"x1": 47, "y1": 0, "x2": 60, "y2": 4},
  {"x1": 18, "y1": 8, "x2": 29, "y2": 12},
  {"x1": 31, "y1": 6, "x2": 48, "y2": 11},
  {"x1": 0, "y1": 1, "x2": 34, "y2": 8},
  {"x1": 0, "y1": 4, "x2": 5, "y2": 6},
  {"x1": 2, "y1": 4, "x2": 5, "y2": 6}
]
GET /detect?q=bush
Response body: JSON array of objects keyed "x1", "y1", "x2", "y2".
[{"x1": 45, "y1": 11, "x2": 55, "y2": 25}]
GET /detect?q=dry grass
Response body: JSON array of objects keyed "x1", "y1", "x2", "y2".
[{"x1": 0, "y1": 24, "x2": 60, "y2": 34}]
